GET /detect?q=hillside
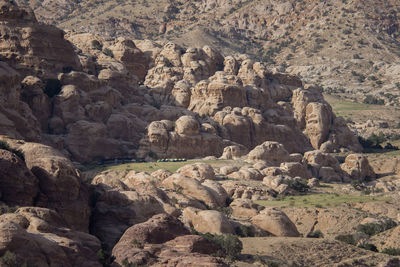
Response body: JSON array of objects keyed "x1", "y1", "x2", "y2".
[
  {"x1": 16, "y1": 0, "x2": 400, "y2": 105},
  {"x1": 1, "y1": 1, "x2": 400, "y2": 267}
]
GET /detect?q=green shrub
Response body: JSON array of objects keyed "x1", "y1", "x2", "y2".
[
  {"x1": 286, "y1": 179, "x2": 310, "y2": 192},
  {"x1": 44, "y1": 79, "x2": 62, "y2": 98},
  {"x1": 363, "y1": 95, "x2": 384, "y2": 105},
  {"x1": 235, "y1": 225, "x2": 254, "y2": 237},
  {"x1": 0, "y1": 204, "x2": 17, "y2": 215},
  {"x1": 192, "y1": 231, "x2": 242, "y2": 262},
  {"x1": 103, "y1": 48, "x2": 114, "y2": 58},
  {"x1": 351, "y1": 180, "x2": 364, "y2": 190},
  {"x1": 307, "y1": 229, "x2": 324, "y2": 238},
  {"x1": 0, "y1": 251, "x2": 18, "y2": 266},
  {"x1": 148, "y1": 151, "x2": 158, "y2": 159},
  {"x1": 91, "y1": 40, "x2": 103, "y2": 50},
  {"x1": 130, "y1": 239, "x2": 144, "y2": 249},
  {"x1": 357, "y1": 219, "x2": 397, "y2": 236},
  {"x1": 0, "y1": 140, "x2": 25, "y2": 161},
  {"x1": 358, "y1": 243, "x2": 378, "y2": 252},
  {"x1": 335, "y1": 234, "x2": 356, "y2": 245},
  {"x1": 381, "y1": 247, "x2": 400, "y2": 256},
  {"x1": 217, "y1": 206, "x2": 233, "y2": 218},
  {"x1": 98, "y1": 243, "x2": 115, "y2": 267}
]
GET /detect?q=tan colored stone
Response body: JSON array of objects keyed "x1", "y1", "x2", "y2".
[{"x1": 251, "y1": 207, "x2": 300, "y2": 237}]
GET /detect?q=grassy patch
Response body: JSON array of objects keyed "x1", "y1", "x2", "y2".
[
  {"x1": 255, "y1": 193, "x2": 391, "y2": 208},
  {"x1": 324, "y1": 94, "x2": 381, "y2": 118}
]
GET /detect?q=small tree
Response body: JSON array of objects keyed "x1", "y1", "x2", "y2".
[
  {"x1": 103, "y1": 48, "x2": 114, "y2": 58},
  {"x1": 91, "y1": 40, "x2": 103, "y2": 50}
]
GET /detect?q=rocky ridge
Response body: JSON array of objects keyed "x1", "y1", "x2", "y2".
[
  {"x1": 16, "y1": 0, "x2": 400, "y2": 105},
  {"x1": 0, "y1": 0, "x2": 361, "y2": 163}
]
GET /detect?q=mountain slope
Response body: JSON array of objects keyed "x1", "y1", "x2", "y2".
[{"x1": 16, "y1": 0, "x2": 400, "y2": 105}]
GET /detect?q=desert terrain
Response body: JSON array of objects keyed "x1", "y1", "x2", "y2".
[{"x1": 0, "y1": 0, "x2": 399, "y2": 266}]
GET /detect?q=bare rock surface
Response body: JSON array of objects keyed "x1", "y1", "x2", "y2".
[{"x1": 0, "y1": 207, "x2": 101, "y2": 267}]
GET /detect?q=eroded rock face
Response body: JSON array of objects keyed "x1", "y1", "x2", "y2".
[
  {"x1": 90, "y1": 187, "x2": 165, "y2": 248},
  {"x1": 247, "y1": 141, "x2": 290, "y2": 165},
  {"x1": 341, "y1": 154, "x2": 376, "y2": 181},
  {"x1": 139, "y1": 115, "x2": 227, "y2": 159},
  {"x1": 112, "y1": 214, "x2": 227, "y2": 266},
  {"x1": 0, "y1": 207, "x2": 101, "y2": 267},
  {"x1": 189, "y1": 71, "x2": 247, "y2": 116},
  {"x1": 20, "y1": 142, "x2": 90, "y2": 232},
  {"x1": 0, "y1": 0, "x2": 81, "y2": 77},
  {"x1": 0, "y1": 149, "x2": 38, "y2": 206},
  {"x1": 108, "y1": 37, "x2": 149, "y2": 81}
]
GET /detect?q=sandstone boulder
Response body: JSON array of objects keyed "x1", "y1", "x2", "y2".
[
  {"x1": 189, "y1": 71, "x2": 247, "y2": 116},
  {"x1": 304, "y1": 102, "x2": 333, "y2": 149},
  {"x1": 247, "y1": 141, "x2": 290, "y2": 165},
  {"x1": 177, "y1": 163, "x2": 215, "y2": 182},
  {"x1": 175, "y1": 115, "x2": 200, "y2": 135},
  {"x1": 182, "y1": 207, "x2": 234, "y2": 235},
  {"x1": 220, "y1": 145, "x2": 248, "y2": 159},
  {"x1": 112, "y1": 213, "x2": 189, "y2": 265},
  {"x1": 0, "y1": 1, "x2": 81, "y2": 77},
  {"x1": 251, "y1": 207, "x2": 300, "y2": 237},
  {"x1": 230, "y1": 199, "x2": 263, "y2": 218},
  {"x1": 0, "y1": 207, "x2": 101, "y2": 267},
  {"x1": 341, "y1": 154, "x2": 376, "y2": 181},
  {"x1": 108, "y1": 38, "x2": 149, "y2": 81},
  {"x1": 162, "y1": 174, "x2": 221, "y2": 208}
]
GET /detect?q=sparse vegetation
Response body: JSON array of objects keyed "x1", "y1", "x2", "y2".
[
  {"x1": 235, "y1": 224, "x2": 254, "y2": 237},
  {"x1": 130, "y1": 239, "x2": 144, "y2": 249},
  {"x1": 363, "y1": 95, "x2": 384, "y2": 105},
  {"x1": 381, "y1": 247, "x2": 400, "y2": 256},
  {"x1": 91, "y1": 40, "x2": 103, "y2": 50},
  {"x1": 307, "y1": 230, "x2": 324, "y2": 238},
  {"x1": 202, "y1": 233, "x2": 242, "y2": 262},
  {"x1": 0, "y1": 140, "x2": 25, "y2": 161},
  {"x1": 356, "y1": 219, "x2": 397, "y2": 236},
  {"x1": 103, "y1": 48, "x2": 114, "y2": 58},
  {"x1": 256, "y1": 193, "x2": 390, "y2": 208},
  {"x1": 335, "y1": 234, "x2": 356, "y2": 246}
]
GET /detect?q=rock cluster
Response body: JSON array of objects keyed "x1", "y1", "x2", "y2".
[{"x1": 0, "y1": 2, "x2": 361, "y2": 163}]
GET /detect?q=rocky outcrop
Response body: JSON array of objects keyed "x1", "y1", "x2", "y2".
[
  {"x1": 112, "y1": 213, "x2": 228, "y2": 266},
  {"x1": 0, "y1": 207, "x2": 101, "y2": 267},
  {"x1": 251, "y1": 207, "x2": 300, "y2": 237},
  {"x1": 303, "y1": 150, "x2": 348, "y2": 183},
  {"x1": 162, "y1": 174, "x2": 223, "y2": 209},
  {"x1": 182, "y1": 207, "x2": 235, "y2": 235},
  {"x1": 341, "y1": 154, "x2": 376, "y2": 181},
  {"x1": 20, "y1": 142, "x2": 91, "y2": 232},
  {"x1": 177, "y1": 163, "x2": 215, "y2": 182},
  {"x1": 0, "y1": 0, "x2": 81, "y2": 77},
  {"x1": 247, "y1": 141, "x2": 290, "y2": 165},
  {"x1": 108, "y1": 37, "x2": 150, "y2": 81},
  {"x1": 0, "y1": 149, "x2": 38, "y2": 206},
  {"x1": 138, "y1": 116, "x2": 228, "y2": 159}
]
